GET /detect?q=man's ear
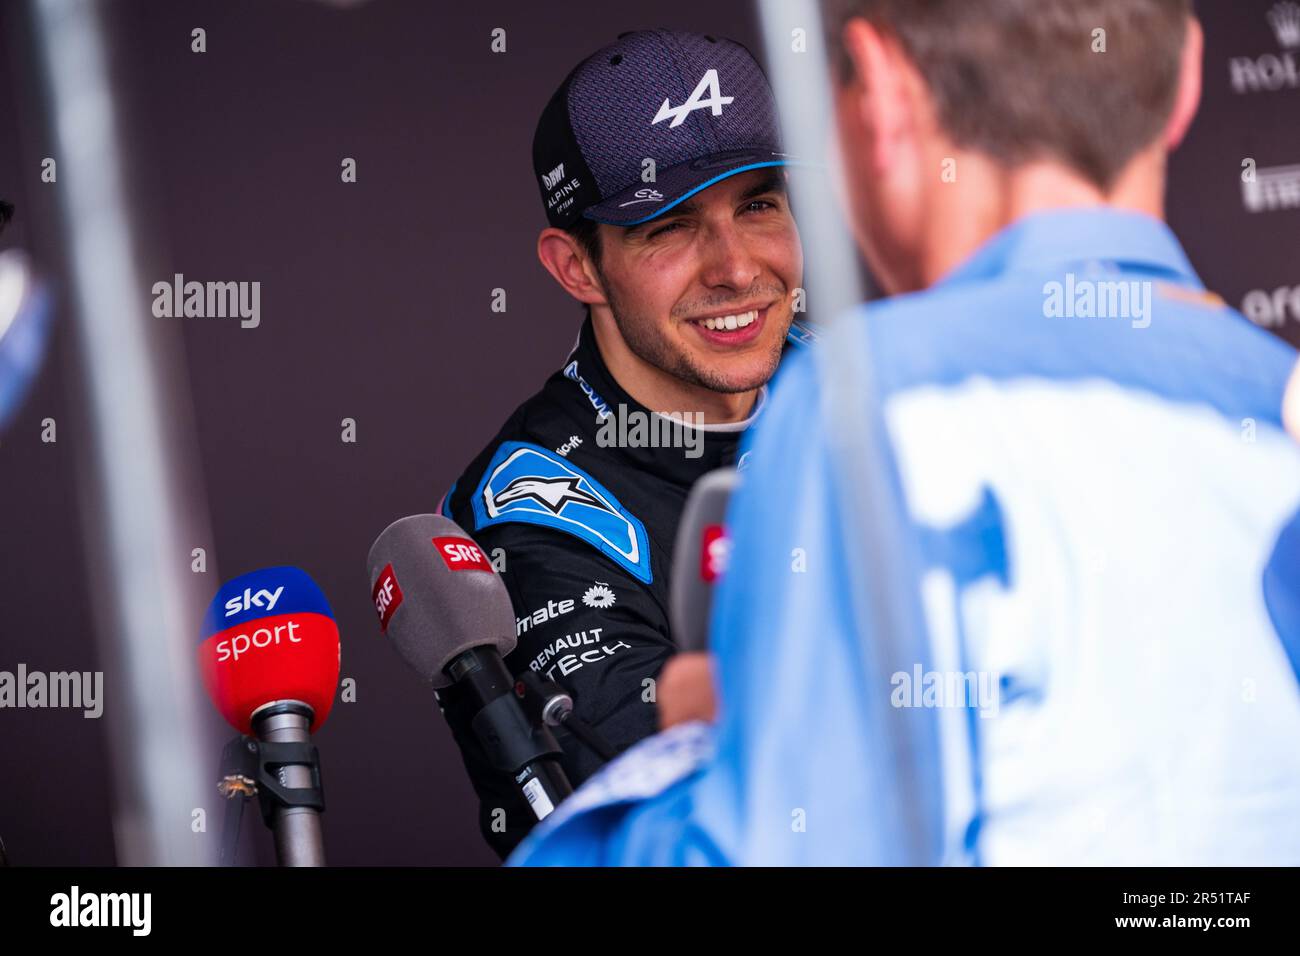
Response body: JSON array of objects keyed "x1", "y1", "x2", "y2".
[
  {"x1": 1164, "y1": 15, "x2": 1203, "y2": 151},
  {"x1": 537, "y1": 227, "x2": 608, "y2": 307},
  {"x1": 839, "y1": 18, "x2": 912, "y2": 174}
]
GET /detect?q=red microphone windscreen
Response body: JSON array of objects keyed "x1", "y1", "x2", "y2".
[{"x1": 198, "y1": 566, "x2": 341, "y2": 734}]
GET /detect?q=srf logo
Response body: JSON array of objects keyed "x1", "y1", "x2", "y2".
[
  {"x1": 372, "y1": 563, "x2": 403, "y2": 632},
  {"x1": 700, "y1": 524, "x2": 730, "y2": 583},
  {"x1": 434, "y1": 536, "x2": 491, "y2": 572}
]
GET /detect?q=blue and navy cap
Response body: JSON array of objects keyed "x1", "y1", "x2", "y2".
[{"x1": 533, "y1": 29, "x2": 789, "y2": 229}]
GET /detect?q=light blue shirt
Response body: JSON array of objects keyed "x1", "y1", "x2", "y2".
[{"x1": 509, "y1": 208, "x2": 1300, "y2": 866}]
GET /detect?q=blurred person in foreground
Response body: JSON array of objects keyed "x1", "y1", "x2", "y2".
[{"x1": 508, "y1": 0, "x2": 1300, "y2": 865}]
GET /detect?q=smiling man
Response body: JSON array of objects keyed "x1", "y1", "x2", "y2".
[{"x1": 434, "y1": 29, "x2": 806, "y2": 858}]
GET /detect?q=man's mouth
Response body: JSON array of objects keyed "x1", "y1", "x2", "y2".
[
  {"x1": 696, "y1": 308, "x2": 759, "y2": 332},
  {"x1": 685, "y1": 304, "x2": 772, "y2": 347}
]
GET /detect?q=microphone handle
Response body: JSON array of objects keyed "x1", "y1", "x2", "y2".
[
  {"x1": 252, "y1": 706, "x2": 326, "y2": 866},
  {"x1": 514, "y1": 756, "x2": 573, "y2": 823},
  {"x1": 447, "y1": 647, "x2": 573, "y2": 821}
]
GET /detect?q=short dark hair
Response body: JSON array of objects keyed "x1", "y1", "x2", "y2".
[
  {"x1": 564, "y1": 214, "x2": 603, "y2": 272},
  {"x1": 822, "y1": 0, "x2": 1192, "y2": 190},
  {"x1": 0, "y1": 201, "x2": 12, "y2": 234}
]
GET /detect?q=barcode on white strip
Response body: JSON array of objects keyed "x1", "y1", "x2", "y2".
[{"x1": 522, "y1": 777, "x2": 555, "y2": 821}]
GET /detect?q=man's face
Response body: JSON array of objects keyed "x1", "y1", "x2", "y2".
[{"x1": 592, "y1": 168, "x2": 803, "y2": 394}]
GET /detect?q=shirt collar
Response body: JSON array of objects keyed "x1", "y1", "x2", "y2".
[
  {"x1": 936, "y1": 207, "x2": 1203, "y2": 291},
  {"x1": 560, "y1": 315, "x2": 754, "y2": 475}
]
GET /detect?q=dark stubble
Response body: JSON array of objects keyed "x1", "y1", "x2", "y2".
[{"x1": 603, "y1": 276, "x2": 790, "y2": 395}]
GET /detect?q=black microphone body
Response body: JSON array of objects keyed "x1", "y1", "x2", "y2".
[{"x1": 446, "y1": 647, "x2": 573, "y2": 819}]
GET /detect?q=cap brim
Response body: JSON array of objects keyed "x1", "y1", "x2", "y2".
[{"x1": 583, "y1": 150, "x2": 792, "y2": 227}]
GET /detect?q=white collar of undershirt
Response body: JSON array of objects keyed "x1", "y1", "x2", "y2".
[{"x1": 651, "y1": 385, "x2": 768, "y2": 433}]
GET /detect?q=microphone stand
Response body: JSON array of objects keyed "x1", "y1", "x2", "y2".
[{"x1": 218, "y1": 701, "x2": 327, "y2": 866}]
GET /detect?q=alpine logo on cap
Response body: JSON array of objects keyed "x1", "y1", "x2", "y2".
[{"x1": 652, "y1": 69, "x2": 733, "y2": 128}]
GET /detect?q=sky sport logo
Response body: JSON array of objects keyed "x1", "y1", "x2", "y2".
[{"x1": 223, "y1": 584, "x2": 285, "y2": 617}]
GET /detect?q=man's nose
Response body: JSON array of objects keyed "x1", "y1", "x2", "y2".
[{"x1": 697, "y1": 224, "x2": 762, "y2": 292}]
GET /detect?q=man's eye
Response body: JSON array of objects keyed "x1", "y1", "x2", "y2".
[
  {"x1": 648, "y1": 221, "x2": 686, "y2": 239},
  {"x1": 744, "y1": 199, "x2": 777, "y2": 214}
]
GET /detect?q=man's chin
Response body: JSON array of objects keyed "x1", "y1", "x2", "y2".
[{"x1": 684, "y1": 350, "x2": 784, "y2": 396}]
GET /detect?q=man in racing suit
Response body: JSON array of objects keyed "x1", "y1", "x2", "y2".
[{"x1": 434, "y1": 29, "x2": 807, "y2": 858}]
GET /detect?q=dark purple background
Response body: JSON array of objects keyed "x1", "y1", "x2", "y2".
[{"x1": 0, "y1": 0, "x2": 1296, "y2": 866}]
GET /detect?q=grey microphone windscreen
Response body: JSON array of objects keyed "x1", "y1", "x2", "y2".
[
  {"x1": 366, "y1": 513, "x2": 516, "y2": 688},
  {"x1": 670, "y1": 468, "x2": 739, "y2": 653}
]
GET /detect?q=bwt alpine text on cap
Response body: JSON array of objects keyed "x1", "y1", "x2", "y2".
[{"x1": 532, "y1": 29, "x2": 790, "y2": 229}]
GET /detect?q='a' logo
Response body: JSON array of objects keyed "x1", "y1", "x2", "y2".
[{"x1": 652, "y1": 69, "x2": 734, "y2": 129}]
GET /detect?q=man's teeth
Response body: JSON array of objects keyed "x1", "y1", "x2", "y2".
[{"x1": 698, "y1": 309, "x2": 758, "y2": 332}]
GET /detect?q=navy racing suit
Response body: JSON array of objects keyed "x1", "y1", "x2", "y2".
[{"x1": 436, "y1": 315, "x2": 812, "y2": 857}]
